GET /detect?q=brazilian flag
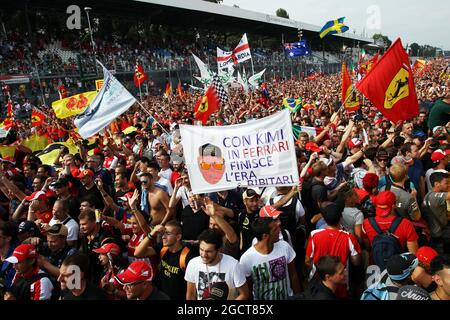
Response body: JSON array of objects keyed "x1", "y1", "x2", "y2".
[{"x1": 282, "y1": 98, "x2": 303, "y2": 113}]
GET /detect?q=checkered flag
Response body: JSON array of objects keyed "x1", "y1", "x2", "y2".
[{"x1": 211, "y1": 74, "x2": 229, "y2": 106}]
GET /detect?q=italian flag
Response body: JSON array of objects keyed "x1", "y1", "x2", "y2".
[{"x1": 292, "y1": 125, "x2": 324, "y2": 139}]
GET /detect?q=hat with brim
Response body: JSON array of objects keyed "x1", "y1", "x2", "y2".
[{"x1": 115, "y1": 261, "x2": 153, "y2": 285}]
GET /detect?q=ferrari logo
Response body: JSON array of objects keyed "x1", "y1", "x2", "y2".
[
  {"x1": 384, "y1": 67, "x2": 409, "y2": 109},
  {"x1": 345, "y1": 86, "x2": 359, "y2": 109},
  {"x1": 199, "y1": 96, "x2": 208, "y2": 112},
  {"x1": 136, "y1": 70, "x2": 143, "y2": 80}
]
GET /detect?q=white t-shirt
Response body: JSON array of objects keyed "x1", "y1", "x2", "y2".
[
  {"x1": 185, "y1": 253, "x2": 247, "y2": 300},
  {"x1": 159, "y1": 168, "x2": 173, "y2": 182},
  {"x1": 155, "y1": 177, "x2": 173, "y2": 196},
  {"x1": 49, "y1": 217, "x2": 79, "y2": 242},
  {"x1": 176, "y1": 186, "x2": 190, "y2": 208},
  {"x1": 341, "y1": 207, "x2": 364, "y2": 235},
  {"x1": 239, "y1": 240, "x2": 296, "y2": 300}
]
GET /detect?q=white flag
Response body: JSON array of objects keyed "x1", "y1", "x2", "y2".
[
  {"x1": 74, "y1": 61, "x2": 136, "y2": 139},
  {"x1": 248, "y1": 69, "x2": 266, "y2": 88},
  {"x1": 192, "y1": 54, "x2": 213, "y2": 88},
  {"x1": 180, "y1": 109, "x2": 299, "y2": 194},
  {"x1": 233, "y1": 33, "x2": 252, "y2": 63},
  {"x1": 217, "y1": 47, "x2": 234, "y2": 71}
]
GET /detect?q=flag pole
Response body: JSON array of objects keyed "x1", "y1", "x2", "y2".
[{"x1": 135, "y1": 100, "x2": 170, "y2": 136}]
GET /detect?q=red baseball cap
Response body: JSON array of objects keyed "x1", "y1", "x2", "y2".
[
  {"x1": 348, "y1": 138, "x2": 363, "y2": 149},
  {"x1": 115, "y1": 261, "x2": 153, "y2": 285},
  {"x1": 375, "y1": 191, "x2": 396, "y2": 217},
  {"x1": 93, "y1": 243, "x2": 121, "y2": 256},
  {"x1": 24, "y1": 190, "x2": 47, "y2": 202},
  {"x1": 416, "y1": 246, "x2": 438, "y2": 268},
  {"x1": 431, "y1": 149, "x2": 450, "y2": 162},
  {"x1": 305, "y1": 142, "x2": 322, "y2": 153},
  {"x1": 259, "y1": 205, "x2": 282, "y2": 219},
  {"x1": 76, "y1": 169, "x2": 95, "y2": 179},
  {"x1": 5, "y1": 244, "x2": 38, "y2": 264}
]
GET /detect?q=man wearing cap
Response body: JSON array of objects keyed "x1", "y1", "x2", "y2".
[
  {"x1": 49, "y1": 199, "x2": 79, "y2": 247},
  {"x1": 16, "y1": 220, "x2": 41, "y2": 243},
  {"x1": 50, "y1": 177, "x2": 80, "y2": 222},
  {"x1": 4, "y1": 244, "x2": 54, "y2": 300},
  {"x1": 76, "y1": 169, "x2": 104, "y2": 210},
  {"x1": 85, "y1": 155, "x2": 114, "y2": 195},
  {"x1": 12, "y1": 191, "x2": 53, "y2": 224},
  {"x1": 116, "y1": 260, "x2": 169, "y2": 300},
  {"x1": 412, "y1": 246, "x2": 439, "y2": 291},
  {"x1": 425, "y1": 148, "x2": 450, "y2": 191},
  {"x1": 370, "y1": 253, "x2": 420, "y2": 300},
  {"x1": 185, "y1": 229, "x2": 249, "y2": 300},
  {"x1": 430, "y1": 254, "x2": 450, "y2": 300},
  {"x1": 362, "y1": 191, "x2": 419, "y2": 254},
  {"x1": 423, "y1": 172, "x2": 450, "y2": 254},
  {"x1": 239, "y1": 210, "x2": 301, "y2": 300},
  {"x1": 236, "y1": 188, "x2": 262, "y2": 255},
  {"x1": 59, "y1": 253, "x2": 107, "y2": 300},
  {"x1": 374, "y1": 150, "x2": 389, "y2": 180},
  {"x1": 0, "y1": 223, "x2": 19, "y2": 291},
  {"x1": 37, "y1": 224, "x2": 78, "y2": 280}
]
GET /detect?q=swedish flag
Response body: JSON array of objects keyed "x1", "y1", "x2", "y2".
[{"x1": 320, "y1": 17, "x2": 349, "y2": 39}]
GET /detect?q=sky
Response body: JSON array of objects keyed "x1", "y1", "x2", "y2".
[{"x1": 221, "y1": 0, "x2": 450, "y2": 49}]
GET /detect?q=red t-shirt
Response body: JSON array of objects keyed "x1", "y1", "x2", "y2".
[
  {"x1": 362, "y1": 216, "x2": 418, "y2": 249},
  {"x1": 171, "y1": 171, "x2": 181, "y2": 187},
  {"x1": 127, "y1": 232, "x2": 145, "y2": 261},
  {"x1": 306, "y1": 228, "x2": 361, "y2": 266}
]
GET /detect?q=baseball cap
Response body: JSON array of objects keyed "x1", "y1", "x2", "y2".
[
  {"x1": 204, "y1": 282, "x2": 229, "y2": 300},
  {"x1": 348, "y1": 138, "x2": 363, "y2": 149},
  {"x1": 18, "y1": 221, "x2": 38, "y2": 234},
  {"x1": 5, "y1": 244, "x2": 38, "y2": 264},
  {"x1": 412, "y1": 131, "x2": 426, "y2": 139},
  {"x1": 24, "y1": 190, "x2": 47, "y2": 202},
  {"x1": 46, "y1": 223, "x2": 68, "y2": 237},
  {"x1": 375, "y1": 191, "x2": 396, "y2": 217},
  {"x1": 93, "y1": 243, "x2": 121, "y2": 256},
  {"x1": 319, "y1": 157, "x2": 333, "y2": 167},
  {"x1": 50, "y1": 177, "x2": 70, "y2": 189},
  {"x1": 76, "y1": 169, "x2": 95, "y2": 179},
  {"x1": 305, "y1": 142, "x2": 322, "y2": 153},
  {"x1": 431, "y1": 149, "x2": 450, "y2": 162},
  {"x1": 387, "y1": 253, "x2": 419, "y2": 282},
  {"x1": 115, "y1": 261, "x2": 154, "y2": 285},
  {"x1": 396, "y1": 285, "x2": 431, "y2": 300},
  {"x1": 376, "y1": 150, "x2": 389, "y2": 160},
  {"x1": 415, "y1": 246, "x2": 438, "y2": 268},
  {"x1": 242, "y1": 188, "x2": 260, "y2": 200},
  {"x1": 259, "y1": 205, "x2": 282, "y2": 219}
]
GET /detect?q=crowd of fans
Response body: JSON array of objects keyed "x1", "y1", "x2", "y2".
[{"x1": 0, "y1": 35, "x2": 449, "y2": 301}]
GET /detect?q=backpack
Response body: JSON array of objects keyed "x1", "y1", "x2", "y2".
[
  {"x1": 368, "y1": 217, "x2": 403, "y2": 270},
  {"x1": 359, "y1": 194, "x2": 376, "y2": 218},
  {"x1": 160, "y1": 246, "x2": 190, "y2": 271},
  {"x1": 10, "y1": 271, "x2": 58, "y2": 301},
  {"x1": 361, "y1": 281, "x2": 399, "y2": 300}
]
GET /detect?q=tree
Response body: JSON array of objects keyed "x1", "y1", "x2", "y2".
[
  {"x1": 372, "y1": 33, "x2": 392, "y2": 49},
  {"x1": 410, "y1": 43, "x2": 420, "y2": 56},
  {"x1": 276, "y1": 8, "x2": 289, "y2": 19}
]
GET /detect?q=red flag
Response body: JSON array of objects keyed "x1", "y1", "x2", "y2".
[
  {"x1": 177, "y1": 82, "x2": 184, "y2": 98},
  {"x1": 194, "y1": 85, "x2": 219, "y2": 125},
  {"x1": 341, "y1": 63, "x2": 360, "y2": 113},
  {"x1": 58, "y1": 84, "x2": 68, "y2": 99},
  {"x1": 366, "y1": 52, "x2": 380, "y2": 72},
  {"x1": 31, "y1": 108, "x2": 46, "y2": 127},
  {"x1": 6, "y1": 99, "x2": 13, "y2": 118},
  {"x1": 134, "y1": 63, "x2": 148, "y2": 87},
  {"x1": 356, "y1": 38, "x2": 419, "y2": 123},
  {"x1": 164, "y1": 82, "x2": 172, "y2": 98}
]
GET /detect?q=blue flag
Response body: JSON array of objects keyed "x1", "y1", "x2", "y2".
[
  {"x1": 284, "y1": 40, "x2": 311, "y2": 58},
  {"x1": 320, "y1": 17, "x2": 349, "y2": 39}
]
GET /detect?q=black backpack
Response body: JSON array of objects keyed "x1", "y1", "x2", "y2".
[{"x1": 368, "y1": 217, "x2": 403, "y2": 270}]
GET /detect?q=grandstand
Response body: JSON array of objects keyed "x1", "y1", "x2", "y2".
[{"x1": 2, "y1": 0, "x2": 373, "y2": 98}]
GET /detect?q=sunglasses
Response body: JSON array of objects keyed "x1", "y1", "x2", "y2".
[
  {"x1": 199, "y1": 160, "x2": 224, "y2": 170},
  {"x1": 141, "y1": 180, "x2": 149, "y2": 184},
  {"x1": 377, "y1": 158, "x2": 388, "y2": 162}
]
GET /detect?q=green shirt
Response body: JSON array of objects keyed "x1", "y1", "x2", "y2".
[{"x1": 428, "y1": 99, "x2": 450, "y2": 130}]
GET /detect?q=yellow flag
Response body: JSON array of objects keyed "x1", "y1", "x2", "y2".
[
  {"x1": 0, "y1": 145, "x2": 16, "y2": 159},
  {"x1": 37, "y1": 141, "x2": 79, "y2": 166},
  {"x1": 51, "y1": 91, "x2": 97, "y2": 119},
  {"x1": 123, "y1": 126, "x2": 137, "y2": 135},
  {"x1": 21, "y1": 134, "x2": 50, "y2": 153}
]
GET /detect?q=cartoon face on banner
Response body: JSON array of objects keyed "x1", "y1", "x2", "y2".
[{"x1": 197, "y1": 143, "x2": 225, "y2": 185}]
